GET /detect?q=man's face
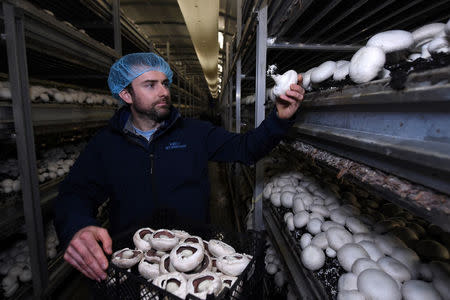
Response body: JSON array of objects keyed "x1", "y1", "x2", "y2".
[{"x1": 124, "y1": 70, "x2": 172, "y2": 122}]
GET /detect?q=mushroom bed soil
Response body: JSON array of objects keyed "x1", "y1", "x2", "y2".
[
  {"x1": 310, "y1": 52, "x2": 450, "y2": 92},
  {"x1": 276, "y1": 206, "x2": 345, "y2": 300}
]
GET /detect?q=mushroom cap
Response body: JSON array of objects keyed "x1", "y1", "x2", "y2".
[
  {"x1": 133, "y1": 228, "x2": 153, "y2": 251},
  {"x1": 357, "y1": 269, "x2": 401, "y2": 300},
  {"x1": 300, "y1": 233, "x2": 313, "y2": 249},
  {"x1": 301, "y1": 245, "x2": 325, "y2": 271},
  {"x1": 311, "y1": 232, "x2": 329, "y2": 250},
  {"x1": 415, "y1": 240, "x2": 449, "y2": 261},
  {"x1": 358, "y1": 241, "x2": 384, "y2": 261},
  {"x1": 301, "y1": 67, "x2": 316, "y2": 90},
  {"x1": 216, "y1": 253, "x2": 251, "y2": 276},
  {"x1": 337, "y1": 290, "x2": 366, "y2": 300},
  {"x1": 337, "y1": 243, "x2": 370, "y2": 272},
  {"x1": 311, "y1": 61, "x2": 337, "y2": 83},
  {"x1": 367, "y1": 30, "x2": 414, "y2": 53},
  {"x1": 326, "y1": 227, "x2": 354, "y2": 251},
  {"x1": 428, "y1": 37, "x2": 449, "y2": 53},
  {"x1": 352, "y1": 257, "x2": 380, "y2": 275},
  {"x1": 390, "y1": 247, "x2": 420, "y2": 278},
  {"x1": 346, "y1": 217, "x2": 369, "y2": 234},
  {"x1": 154, "y1": 272, "x2": 188, "y2": 299},
  {"x1": 208, "y1": 240, "x2": 235, "y2": 258},
  {"x1": 349, "y1": 46, "x2": 386, "y2": 84},
  {"x1": 271, "y1": 70, "x2": 298, "y2": 98},
  {"x1": 377, "y1": 256, "x2": 412, "y2": 283},
  {"x1": 338, "y1": 272, "x2": 358, "y2": 291},
  {"x1": 307, "y1": 218, "x2": 323, "y2": 235},
  {"x1": 293, "y1": 211, "x2": 309, "y2": 228},
  {"x1": 170, "y1": 243, "x2": 204, "y2": 272},
  {"x1": 333, "y1": 61, "x2": 350, "y2": 81},
  {"x1": 412, "y1": 23, "x2": 446, "y2": 43},
  {"x1": 402, "y1": 280, "x2": 442, "y2": 300}
]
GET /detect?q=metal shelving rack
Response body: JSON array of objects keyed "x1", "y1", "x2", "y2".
[
  {"x1": 0, "y1": 0, "x2": 207, "y2": 299},
  {"x1": 220, "y1": 0, "x2": 450, "y2": 298}
]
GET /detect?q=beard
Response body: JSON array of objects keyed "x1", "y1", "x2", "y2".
[{"x1": 133, "y1": 97, "x2": 172, "y2": 123}]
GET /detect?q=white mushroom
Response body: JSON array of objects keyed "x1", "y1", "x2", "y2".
[
  {"x1": 330, "y1": 209, "x2": 350, "y2": 225},
  {"x1": 367, "y1": 30, "x2": 414, "y2": 53},
  {"x1": 352, "y1": 258, "x2": 380, "y2": 275},
  {"x1": 390, "y1": 247, "x2": 420, "y2": 279},
  {"x1": 281, "y1": 191, "x2": 295, "y2": 208},
  {"x1": 325, "y1": 247, "x2": 337, "y2": 258},
  {"x1": 402, "y1": 280, "x2": 442, "y2": 300},
  {"x1": 270, "y1": 192, "x2": 281, "y2": 207},
  {"x1": 349, "y1": 46, "x2": 386, "y2": 84},
  {"x1": 333, "y1": 60, "x2": 350, "y2": 81},
  {"x1": 307, "y1": 218, "x2": 322, "y2": 235},
  {"x1": 428, "y1": 37, "x2": 449, "y2": 53},
  {"x1": 271, "y1": 70, "x2": 298, "y2": 98},
  {"x1": 293, "y1": 211, "x2": 309, "y2": 228},
  {"x1": 338, "y1": 272, "x2": 358, "y2": 291},
  {"x1": 310, "y1": 61, "x2": 337, "y2": 83},
  {"x1": 321, "y1": 221, "x2": 344, "y2": 232},
  {"x1": 337, "y1": 290, "x2": 366, "y2": 300},
  {"x1": 300, "y1": 233, "x2": 313, "y2": 249},
  {"x1": 412, "y1": 23, "x2": 446, "y2": 44},
  {"x1": 301, "y1": 68, "x2": 316, "y2": 91},
  {"x1": 311, "y1": 232, "x2": 328, "y2": 250},
  {"x1": 326, "y1": 227, "x2": 354, "y2": 251},
  {"x1": 357, "y1": 269, "x2": 401, "y2": 300},
  {"x1": 301, "y1": 245, "x2": 325, "y2": 271},
  {"x1": 358, "y1": 241, "x2": 384, "y2": 261},
  {"x1": 337, "y1": 243, "x2": 370, "y2": 272},
  {"x1": 346, "y1": 217, "x2": 369, "y2": 234},
  {"x1": 377, "y1": 256, "x2": 412, "y2": 283}
]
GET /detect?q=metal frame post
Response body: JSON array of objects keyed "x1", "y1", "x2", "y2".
[
  {"x1": 253, "y1": 0, "x2": 267, "y2": 231},
  {"x1": 184, "y1": 65, "x2": 187, "y2": 116},
  {"x1": 3, "y1": 3, "x2": 49, "y2": 298},
  {"x1": 177, "y1": 74, "x2": 181, "y2": 110},
  {"x1": 225, "y1": 41, "x2": 230, "y2": 129},
  {"x1": 235, "y1": 0, "x2": 242, "y2": 134},
  {"x1": 112, "y1": 0, "x2": 122, "y2": 55},
  {"x1": 228, "y1": 42, "x2": 233, "y2": 131}
]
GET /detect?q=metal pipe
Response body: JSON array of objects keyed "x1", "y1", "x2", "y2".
[
  {"x1": 267, "y1": 42, "x2": 361, "y2": 51},
  {"x1": 112, "y1": 0, "x2": 122, "y2": 55},
  {"x1": 253, "y1": 0, "x2": 267, "y2": 231},
  {"x1": 236, "y1": 0, "x2": 242, "y2": 134},
  {"x1": 3, "y1": 3, "x2": 49, "y2": 298}
]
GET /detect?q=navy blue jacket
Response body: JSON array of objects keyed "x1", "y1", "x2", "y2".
[{"x1": 54, "y1": 105, "x2": 294, "y2": 247}]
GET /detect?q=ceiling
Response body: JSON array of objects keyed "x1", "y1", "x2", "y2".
[{"x1": 120, "y1": 0, "x2": 237, "y2": 99}]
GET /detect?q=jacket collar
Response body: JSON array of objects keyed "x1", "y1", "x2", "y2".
[{"x1": 109, "y1": 104, "x2": 181, "y2": 137}]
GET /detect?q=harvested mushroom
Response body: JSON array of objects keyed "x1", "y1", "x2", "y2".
[
  {"x1": 310, "y1": 61, "x2": 337, "y2": 83},
  {"x1": 170, "y1": 243, "x2": 204, "y2": 272},
  {"x1": 216, "y1": 253, "x2": 251, "y2": 276},
  {"x1": 208, "y1": 240, "x2": 236, "y2": 258},
  {"x1": 271, "y1": 70, "x2": 298, "y2": 99},
  {"x1": 111, "y1": 248, "x2": 143, "y2": 268},
  {"x1": 133, "y1": 228, "x2": 153, "y2": 251},
  {"x1": 337, "y1": 243, "x2": 370, "y2": 272},
  {"x1": 377, "y1": 256, "x2": 412, "y2": 283},
  {"x1": 186, "y1": 272, "x2": 222, "y2": 299},
  {"x1": 138, "y1": 256, "x2": 160, "y2": 280},
  {"x1": 149, "y1": 229, "x2": 179, "y2": 251},
  {"x1": 153, "y1": 272, "x2": 187, "y2": 299}
]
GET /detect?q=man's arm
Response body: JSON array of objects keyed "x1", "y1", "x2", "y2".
[
  {"x1": 206, "y1": 74, "x2": 304, "y2": 164},
  {"x1": 54, "y1": 133, "x2": 112, "y2": 281}
]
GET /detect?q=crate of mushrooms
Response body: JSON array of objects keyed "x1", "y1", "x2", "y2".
[{"x1": 95, "y1": 227, "x2": 264, "y2": 300}]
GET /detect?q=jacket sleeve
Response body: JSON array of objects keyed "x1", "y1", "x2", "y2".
[
  {"x1": 53, "y1": 134, "x2": 108, "y2": 248},
  {"x1": 206, "y1": 107, "x2": 295, "y2": 164}
]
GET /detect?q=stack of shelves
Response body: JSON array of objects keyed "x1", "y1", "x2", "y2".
[
  {"x1": 1, "y1": 0, "x2": 207, "y2": 298},
  {"x1": 223, "y1": 0, "x2": 450, "y2": 299}
]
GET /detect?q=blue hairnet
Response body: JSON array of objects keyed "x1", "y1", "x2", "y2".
[{"x1": 108, "y1": 52, "x2": 173, "y2": 100}]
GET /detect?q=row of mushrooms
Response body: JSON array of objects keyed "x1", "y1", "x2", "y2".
[
  {"x1": 0, "y1": 80, "x2": 117, "y2": 106},
  {"x1": 109, "y1": 228, "x2": 252, "y2": 300},
  {"x1": 0, "y1": 142, "x2": 84, "y2": 197},
  {"x1": 263, "y1": 170, "x2": 449, "y2": 300},
  {"x1": 301, "y1": 20, "x2": 450, "y2": 90},
  {"x1": 1, "y1": 222, "x2": 59, "y2": 298}
]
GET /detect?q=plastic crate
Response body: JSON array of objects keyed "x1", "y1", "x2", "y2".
[{"x1": 94, "y1": 226, "x2": 265, "y2": 300}]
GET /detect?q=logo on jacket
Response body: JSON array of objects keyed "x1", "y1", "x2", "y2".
[{"x1": 165, "y1": 141, "x2": 187, "y2": 150}]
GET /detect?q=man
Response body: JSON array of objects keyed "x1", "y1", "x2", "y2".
[{"x1": 54, "y1": 52, "x2": 304, "y2": 282}]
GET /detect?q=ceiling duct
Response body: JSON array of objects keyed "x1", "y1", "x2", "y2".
[{"x1": 178, "y1": 0, "x2": 219, "y2": 98}]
